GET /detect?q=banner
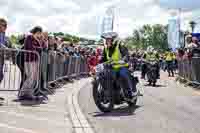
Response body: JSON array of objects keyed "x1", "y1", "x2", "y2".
[
  {"x1": 168, "y1": 18, "x2": 180, "y2": 50},
  {"x1": 101, "y1": 7, "x2": 115, "y2": 34}
]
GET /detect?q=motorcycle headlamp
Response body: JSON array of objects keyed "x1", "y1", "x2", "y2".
[{"x1": 95, "y1": 64, "x2": 104, "y2": 73}]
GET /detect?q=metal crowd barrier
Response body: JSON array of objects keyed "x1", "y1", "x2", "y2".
[
  {"x1": 47, "y1": 51, "x2": 89, "y2": 85},
  {"x1": 0, "y1": 48, "x2": 89, "y2": 96},
  {"x1": 178, "y1": 57, "x2": 200, "y2": 86},
  {"x1": 0, "y1": 48, "x2": 41, "y2": 92}
]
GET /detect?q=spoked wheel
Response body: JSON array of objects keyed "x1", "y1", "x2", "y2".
[
  {"x1": 147, "y1": 70, "x2": 157, "y2": 87},
  {"x1": 93, "y1": 80, "x2": 114, "y2": 113}
]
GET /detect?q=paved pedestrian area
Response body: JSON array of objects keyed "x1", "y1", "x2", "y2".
[{"x1": 0, "y1": 79, "x2": 83, "y2": 133}]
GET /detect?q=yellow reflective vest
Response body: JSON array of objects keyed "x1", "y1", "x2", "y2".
[
  {"x1": 165, "y1": 52, "x2": 176, "y2": 61},
  {"x1": 105, "y1": 43, "x2": 129, "y2": 70},
  {"x1": 145, "y1": 53, "x2": 159, "y2": 62}
]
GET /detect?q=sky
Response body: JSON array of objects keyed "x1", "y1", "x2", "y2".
[{"x1": 0, "y1": 0, "x2": 200, "y2": 39}]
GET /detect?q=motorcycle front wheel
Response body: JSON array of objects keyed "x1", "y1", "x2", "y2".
[
  {"x1": 92, "y1": 80, "x2": 114, "y2": 113},
  {"x1": 147, "y1": 71, "x2": 157, "y2": 86}
]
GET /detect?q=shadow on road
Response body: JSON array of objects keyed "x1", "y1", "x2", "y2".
[
  {"x1": 144, "y1": 84, "x2": 166, "y2": 88},
  {"x1": 12, "y1": 99, "x2": 47, "y2": 107},
  {"x1": 0, "y1": 90, "x2": 18, "y2": 92},
  {"x1": 90, "y1": 105, "x2": 142, "y2": 117}
]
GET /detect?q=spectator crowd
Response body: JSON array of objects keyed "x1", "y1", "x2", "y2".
[
  {"x1": 1, "y1": 16, "x2": 200, "y2": 101},
  {"x1": 0, "y1": 18, "x2": 102, "y2": 101}
]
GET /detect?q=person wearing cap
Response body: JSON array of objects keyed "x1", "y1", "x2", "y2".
[
  {"x1": 187, "y1": 37, "x2": 198, "y2": 48},
  {"x1": 101, "y1": 32, "x2": 137, "y2": 99},
  {"x1": 186, "y1": 36, "x2": 200, "y2": 60}
]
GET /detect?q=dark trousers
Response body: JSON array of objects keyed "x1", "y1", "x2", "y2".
[
  {"x1": 141, "y1": 63, "x2": 148, "y2": 78},
  {"x1": 16, "y1": 54, "x2": 26, "y2": 97},
  {"x1": 18, "y1": 66, "x2": 25, "y2": 89},
  {"x1": 113, "y1": 67, "x2": 136, "y2": 93},
  {"x1": 0, "y1": 64, "x2": 4, "y2": 83},
  {"x1": 166, "y1": 61, "x2": 174, "y2": 76},
  {"x1": 16, "y1": 53, "x2": 25, "y2": 90},
  {"x1": 141, "y1": 63, "x2": 160, "y2": 78}
]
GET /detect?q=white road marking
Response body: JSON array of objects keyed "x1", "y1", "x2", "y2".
[
  {"x1": 68, "y1": 83, "x2": 83, "y2": 133},
  {"x1": 0, "y1": 123, "x2": 39, "y2": 133},
  {"x1": 68, "y1": 79, "x2": 94, "y2": 133}
]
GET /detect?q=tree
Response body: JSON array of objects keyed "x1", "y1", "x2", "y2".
[
  {"x1": 189, "y1": 21, "x2": 196, "y2": 33},
  {"x1": 10, "y1": 35, "x2": 18, "y2": 45},
  {"x1": 54, "y1": 32, "x2": 64, "y2": 37},
  {"x1": 133, "y1": 30, "x2": 140, "y2": 42},
  {"x1": 152, "y1": 24, "x2": 168, "y2": 50},
  {"x1": 8, "y1": 32, "x2": 95, "y2": 47},
  {"x1": 72, "y1": 36, "x2": 80, "y2": 44},
  {"x1": 124, "y1": 24, "x2": 168, "y2": 50},
  {"x1": 62, "y1": 36, "x2": 72, "y2": 42}
]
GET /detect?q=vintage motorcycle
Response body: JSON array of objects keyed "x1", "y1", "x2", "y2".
[
  {"x1": 92, "y1": 61, "x2": 142, "y2": 113},
  {"x1": 146, "y1": 60, "x2": 159, "y2": 86}
]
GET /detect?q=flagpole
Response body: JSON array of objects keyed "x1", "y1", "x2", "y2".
[
  {"x1": 178, "y1": 8, "x2": 182, "y2": 48},
  {"x1": 112, "y1": 8, "x2": 115, "y2": 32}
]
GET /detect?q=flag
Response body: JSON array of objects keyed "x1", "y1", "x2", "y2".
[
  {"x1": 168, "y1": 17, "x2": 180, "y2": 50},
  {"x1": 101, "y1": 7, "x2": 115, "y2": 34}
]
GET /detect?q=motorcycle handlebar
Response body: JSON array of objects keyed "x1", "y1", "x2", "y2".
[{"x1": 104, "y1": 60, "x2": 126, "y2": 65}]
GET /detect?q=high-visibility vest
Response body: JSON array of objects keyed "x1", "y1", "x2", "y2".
[
  {"x1": 105, "y1": 42, "x2": 128, "y2": 70},
  {"x1": 146, "y1": 53, "x2": 158, "y2": 61},
  {"x1": 165, "y1": 52, "x2": 175, "y2": 61}
]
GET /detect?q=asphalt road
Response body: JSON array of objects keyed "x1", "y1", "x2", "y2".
[{"x1": 78, "y1": 72, "x2": 200, "y2": 133}]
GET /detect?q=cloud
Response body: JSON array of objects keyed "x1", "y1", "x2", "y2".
[
  {"x1": 0, "y1": 0, "x2": 199, "y2": 38},
  {"x1": 79, "y1": 16, "x2": 99, "y2": 36},
  {"x1": 78, "y1": 0, "x2": 171, "y2": 38},
  {"x1": 0, "y1": 0, "x2": 81, "y2": 34}
]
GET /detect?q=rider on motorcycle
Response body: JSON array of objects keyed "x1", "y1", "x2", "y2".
[
  {"x1": 141, "y1": 46, "x2": 160, "y2": 79},
  {"x1": 100, "y1": 32, "x2": 138, "y2": 99}
]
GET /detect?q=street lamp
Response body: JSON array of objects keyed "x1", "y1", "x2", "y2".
[{"x1": 189, "y1": 21, "x2": 197, "y2": 33}]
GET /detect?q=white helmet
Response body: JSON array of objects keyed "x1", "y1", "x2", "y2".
[
  {"x1": 101, "y1": 32, "x2": 118, "y2": 39},
  {"x1": 147, "y1": 46, "x2": 154, "y2": 53},
  {"x1": 153, "y1": 50, "x2": 158, "y2": 54}
]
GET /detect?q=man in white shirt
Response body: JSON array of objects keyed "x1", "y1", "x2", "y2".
[{"x1": 187, "y1": 37, "x2": 198, "y2": 48}]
